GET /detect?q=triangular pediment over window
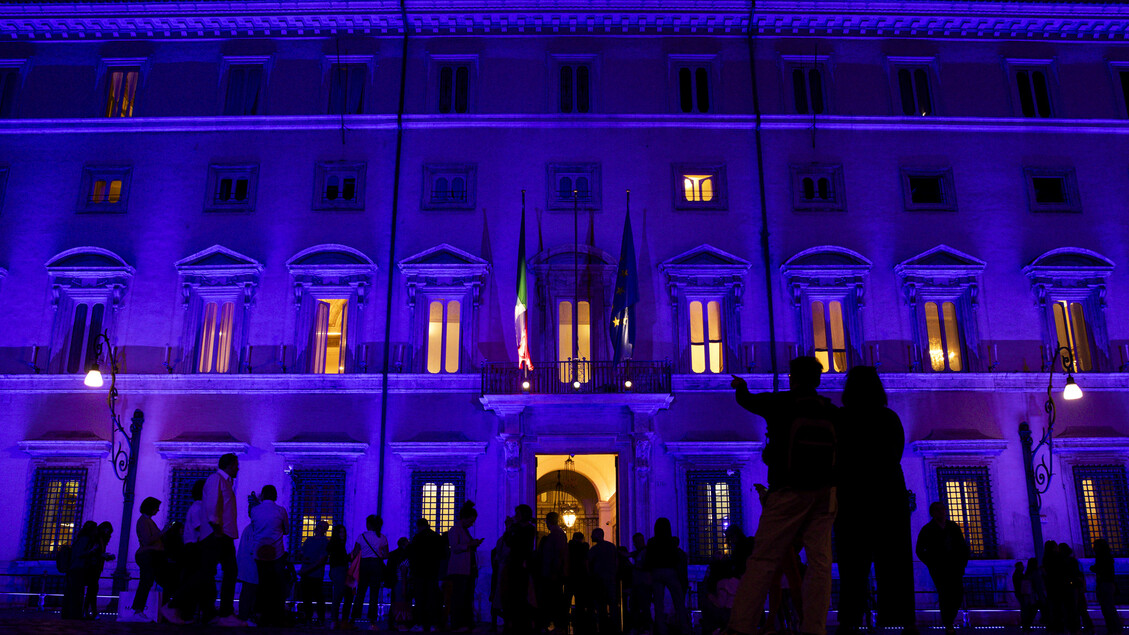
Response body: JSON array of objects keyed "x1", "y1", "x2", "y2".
[
  {"x1": 398, "y1": 243, "x2": 489, "y2": 280},
  {"x1": 660, "y1": 244, "x2": 751, "y2": 273},
  {"x1": 896, "y1": 244, "x2": 986, "y2": 275},
  {"x1": 175, "y1": 244, "x2": 263, "y2": 276}
]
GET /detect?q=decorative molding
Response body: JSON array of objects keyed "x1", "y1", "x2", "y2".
[
  {"x1": 910, "y1": 438, "x2": 1008, "y2": 457},
  {"x1": 287, "y1": 243, "x2": 377, "y2": 285},
  {"x1": 1023, "y1": 247, "x2": 1115, "y2": 304},
  {"x1": 1054, "y1": 435, "x2": 1129, "y2": 456},
  {"x1": 19, "y1": 438, "x2": 111, "y2": 458},
  {"x1": 274, "y1": 440, "x2": 369, "y2": 464},
  {"x1": 664, "y1": 440, "x2": 764, "y2": 467},
  {"x1": 388, "y1": 440, "x2": 487, "y2": 469},
  {"x1": 398, "y1": 243, "x2": 489, "y2": 283},
  {"x1": 154, "y1": 439, "x2": 249, "y2": 459}
]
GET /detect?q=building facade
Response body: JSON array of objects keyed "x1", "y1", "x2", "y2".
[{"x1": 1, "y1": 0, "x2": 1128, "y2": 619}]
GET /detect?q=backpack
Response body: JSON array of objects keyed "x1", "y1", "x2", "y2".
[
  {"x1": 54, "y1": 543, "x2": 73, "y2": 573},
  {"x1": 782, "y1": 396, "x2": 837, "y2": 490}
]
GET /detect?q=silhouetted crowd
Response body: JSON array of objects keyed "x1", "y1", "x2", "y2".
[{"x1": 54, "y1": 358, "x2": 1123, "y2": 635}]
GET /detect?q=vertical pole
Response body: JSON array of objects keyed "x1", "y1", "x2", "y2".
[
  {"x1": 1019, "y1": 421, "x2": 1045, "y2": 561},
  {"x1": 112, "y1": 409, "x2": 144, "y2": 601}
]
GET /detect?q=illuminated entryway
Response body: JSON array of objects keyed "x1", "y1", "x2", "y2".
[{"x1": 535, "y1": 454, "x2": 618, "y2": 542}]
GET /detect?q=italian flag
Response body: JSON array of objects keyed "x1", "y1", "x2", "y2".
[{"x1": 515, "y1": 195, "x2": 533, "y2": 370}]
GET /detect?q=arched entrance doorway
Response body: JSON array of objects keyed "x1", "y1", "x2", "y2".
[{"x1": 535, "y1": 454, "x2": 618, "y2": 542}]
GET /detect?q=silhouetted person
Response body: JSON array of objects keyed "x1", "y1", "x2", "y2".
[
  {"x1": 411, "y1": 517, "x2": 446, "y2": 632},
  {"x1": 387, "y1": 536, "x2": 412, "y2": 630},
  {"x1": 1093, "y1": 539, "x2": 1122, "y2": 634},
  {"x1": 1015, "y1": 560, "x2": 1036, "y2": 631},
  {"x1": 728, "y1": 357, "x2": 839, "y2": 635},
  {"x1": 588, "y1": 528, "x2": 619, "y2": 634},
  {"x1": 235, "y1": 518, "x2": 259, "y2": 624},
  {"x1": 568, "y1": 530, "x2": 591, "y2": 630},
  {"x1": 449, "y1": 501, "x2": 484, "y2": 631},
  {"x1": 628, "y1": 531, "x2": 652, "y2": 633},
  {"x1": 123, "y1": 497, "x2": 168, "y2": 622},
  {"x1": 351, "y1": 514, "x2": 389, "y2": 625},
  {"x1": 85, "y1": 521, "x2": 114, "y2": 618},
  {"x1": 299, "y1": 520, "x2": 330, "y2": 625},
  {"x1": 62, "y1": 521, "x2": 98, "y2": 620},
  {"x1": 835, "y1": 366, "x2": 916, "y2": 633},
  {"x1": 167, "y1": 478, "x2": 205, "y2": 623},
  {"x1": 645, "y1": 517, "x2": 690, "y2": 635},
  {"x1": 489, "y1": 516, "x2": 512, "y2": 631},
  {"x1": 916, "y1": 502, "x2": 969, "y2": 634},
  {"x1": 537, "y1": 511, "x2": 568, "y2": 631},
  {"x1": 501, "y1": 504, "x2": 536, "y2": 634},
  {"x1": 1059, "y1": 543, "x2": 1088, "y2": 633},
  {"x1": 1044, "y1": 540, "x2": 1064, "y2": 632},
  {"x1": 701, "y1": 550, "x2": 738, "y2": 635},
  {"x1": 250, "y1": 484, "x2": 289, "y2": 626},
  {"x1": 328, "y1": 525, "x2": 355, "y2": 627},
  {"x1": 200, "y1": 453, "x2": 245, "y2": 626},
  {"x1": 724, "y1": 525, "x2": 754, "y2": 578}
]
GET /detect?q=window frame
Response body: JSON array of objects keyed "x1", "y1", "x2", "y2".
[
  {"x1": 671, "y1": 163, "x2": 727, "y2": 212},
  {"x1": 1025, "y1": 248, "x2": 1113, "y2": 374},
  {"x1": 1110, "y1": 62, "x2": 1129, "y2": 119},
  {"x1": 421, "y1": 163, "x2": 476, "y2": 211},
  {"x1": 901, "y1": 167, "x2": 957, "y2": 212},
  {"x1": 781, "y1": 246, "x2": 871, "y2": 373},
  {"x1": 546, "y1": 162, "x2": 601, "y2": 211},
  {"x1": 1007, "y1": 59, "x2": 1056, "y2": 119},
  {"x1": 289, "y1": 469, "x2": 346, "y2": 550},
  {"x1": 669, "y1": 55, "x2": 717, "y2": 114},
  {"x1": 77, "y1": 165, "x2": 131, "y2": 214},
  {"x1": 323, "y1": 55, "x2": 374, "y2": 116},
  {"x1": 24, "y1": 466, "x2": 88, "y2": 560},
  {"x1": 410, "y1": 471, "x2": 465, "y2": 536},
  {"x1": 219, "y1": 56, "x2": 271, "y2": 116},
  {"x1": 685, "y1": 295, "x2": 727, "y2": 374},
  {"x1": 45, "y1": 248, "x2": 133, "y2": 374},
  {"x1": 781, "y1": 54, "x2": 831, "y2": 115},
  {"x1": 0, "y1": 59, "x2": 28, "y2": 118},
  {"x1": 887, "y1": 57, "x2": 938, "y2": 117},
  {"x1": 430, "y1": 56, "x2": 477, "y2": 115},
  {"x1": 896, "y1": 245, "x2": 985, "y2": 373},
  {"x1": 1024, "y1": 167, "x2": 1081, "y2": 214},
  {"x1": 790, "y1": 163, "x2": 845, "y2": 212},
  {"x1": 1073, "y1": 464, "x2": 1129, "y2": 558},
  {"x1": 168, "y1": 466, "x2": 213, "y2": 527},
  {"x1": 287, "y1": 245, "x2": 375, "y2": 375},
  {"x1": 313, "y1": 161, "x2": 366, "y2": 212},
  {"x1": 205, "y1": 163, "x2": 259, "y2": 213},
  {"x1": 936, "y1": 466, "x2": 999, "y2": 559},
  {"x1": 97, "y1": 57, "x2": 148, "y2": 118},
  {"x1": 551, "y1": 54, "x2": 598, "y2": 115},
  {"x1": 686, "y1": 470, "x2": 743, "y2": 564}
]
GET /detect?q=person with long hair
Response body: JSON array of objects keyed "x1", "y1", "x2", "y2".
[
  {"x1": 121, "y1": 497, "x2": 168, "y2": 622},
  {"x1": 836, "y1": 366, "x2": 917, "y2": 634}
]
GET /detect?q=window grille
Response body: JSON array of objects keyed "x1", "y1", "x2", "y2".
[
  {"x1": 937, "y1": 467, "x2": 998, "y2": 559},
  {"x1": 25, "y1": 467, "x2": 87, "y2": 560},
  {"x1": 1073, "y1": 465, "x2": 1129, "y2": 557},
  {"x1": 410, "y1": 471, "x2": 465, "y2": 536},
  {"x1": 169, "y1": 467, "x2": 213, "y2": 526},
  {"x1": 289, "y1": 470, "x2": 346, "y2": 549},
  {"x1": 686, "y1": 470, "x2": 743, "y2": 564},
  {"x1": 963, "y1": 574, "x2": 998, "y2": 608}
]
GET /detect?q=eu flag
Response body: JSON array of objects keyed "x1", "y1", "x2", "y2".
[{"x1": 610, "y1": 207, "x2": 639, "y2": 365}]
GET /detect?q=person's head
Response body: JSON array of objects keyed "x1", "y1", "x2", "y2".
[
  {"x1": 653, "y1": 517, "x2": 672, "y2": 540},
  {"x1": 315, "y1": 520, "x2": 329, "y2": 536},
  {"x1": 725, "y1": 524, "x2": 746, "y2": 547},
  {"x1": 515, "y1": 504, "x2": 533, "y2": 522},
  {"x1": 191, "y1": 478, "x2": 206, "y2": 502},
  {"x1": 459, "y1": 501, "x2": 477, "y2": 525},
  {"x1": 632, "y1": 532, "x2": 645, "y2": 549},
  {"x1": 1015, "y1": 561, "x2": 1025, "y2": 572},
  {"x1": 139, "y1": 496, "x2": 161, "y2": 517},
  {"x1": 218, "y1": 453, "x2": 239, "y2": 478},
  {"x1": 546, "y1": 511, "x2": 559, "y2": 528},
  {"x1": 591, "y1": 528, "x2": 605, "y2": 543},
  {"x1": 1060, "y1": 544, "x2": 1074, "y2": 558},
  {"x1": 415, "y1": 518, "x2": 431, "y2": 533},
  {"x1": 503, "y1": 516, "x2": 514, "y2": 530},
  {"x1": 331, "y1": 525, "x2": 346, "y2": 541},
  {"x1": 366, "y1": 514, "x2": 382, "y2": 532},
  {"x1": 398, "y1": 537, "x2": 409, "y2": 549},
  {"x1": 260, "y1": 485, "x2": 277, "y2": 501},
  {"x1": 98, "y1": 521, "x2": 113, "y2": 539},
  {"x1": 1094, "y1": 538, "x2": 1112, "y2": 560},
  {"x1": 79, "y1": 520, "x2": 98, "y2": 539},
  {"x1": 789, "y1": 356, "x2": 823, "y2": 392},
  {"x1": 572, "y1": 532, "x2": 584, "y2": 543},
  {"x1": 928, "y1": 501, "x2": 947, "y2": 523},
  {"x1": 842, "y1": 365, "x2": 887, "y2": 410}
]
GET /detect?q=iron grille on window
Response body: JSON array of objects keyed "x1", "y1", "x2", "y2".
[
  {"x1": 25, "y1": 467, "x2": 87, "y2": 560},
  {"x1": 937, "y1": 466, "x2": 998, "y2": 559},
  {"x1": 169, "y1": 467, "x2": 213, "y2": 526},
  {"x1": 1074, "y1": 465, "x2": 1129, "y2": 557},
  {"x1": 686, "y1": 470, "x2": 743, "y2": 564},
  {"x1": 963, "y1": 574, "x2": 999, "y2": 609},
  {"x1": 410, "y1": 471, "x2": 465, "y2": 536},
  {"x1": 289, "y1": 470, "x2": 346, "y2": 550}
]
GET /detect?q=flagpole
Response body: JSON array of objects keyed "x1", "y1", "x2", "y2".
[{"x1": 573, "y1": 188, "x2": 579, "y2": 379}]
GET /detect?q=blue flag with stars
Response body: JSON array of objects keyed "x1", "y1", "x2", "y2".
[{"x1": 610, "y1": 207, "x2": 639, "y2": 365}]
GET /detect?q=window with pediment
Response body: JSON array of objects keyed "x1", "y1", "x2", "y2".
[
  {"x1": 175, "y1": 245, "x2": 262, "y2": 374},
  {"x1": 532, "y1": 245, "x2": 617, "y2": 375},
  {"x1": 660, "y1": 245, "x2": 751, "y2": 374},
  {"x1": 45, "y1": 248, "x2": 133, "y2": 374},
  {"x1": 896, "y1": 245, "x2": 985, "y2": 373},
  {"x1": 1024, "y1": 248, "x2": 1113, "y2": 373},
  {"x1": 288, "y1": 245, "x2": 375, "y2": 374},
  {"x1": 781, "y1": 246, "x2": 870, "y2": 373},
  {"x1": 398, "y1": 244, "x2": 489, "y2": 374}
]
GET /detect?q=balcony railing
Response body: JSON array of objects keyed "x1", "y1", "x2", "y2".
[{"x1": 481, "y1": 360, "x2": 672, "y2": 395}]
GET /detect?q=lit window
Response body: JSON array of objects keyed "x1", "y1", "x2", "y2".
[
  {"x1": 687, "y1": 471, "x2": 742, "y2": 564},
  {"x1": 938, "y1": 467, "x2": 997, "y2": 559},
  {"x1": 89, "y1": 179, "x2": 122, "y2": 204},
  {"x1": 328, "y1": 63, "x2": 366, "y2": 115},
  {"x1": 896, "y1": 67, "x2": 933, "y2": 116},
  {"x1": 683, "y1": 174, "x2": 714, "y2": 203},
  {"x1": 558, "y1": 300, "x2": 591, "y2": 383},
  {"x1": 673, "y1": 165, "x2": 726, "y2": 211},
  {"x1": 426, "y1": 300, "x2": 461, "y2": 374},
  {"x1": 689, "y1": 300, "x2": 724, "y2": 374},
  {"x1": 66, "y1": 302, "x2": 105, "y2": 374},
  {"x1": 197, "y1": 301, "x2": 236, "y2": 373},
  {"x1": 289, "y1": 470, "x2": 345, "y2": 547},
  {"x1": 412, "y1": 472, "x2": 465, "y2": 535},
  {"x1": 26, "y1": 467, "x2": 86, "y2": 560},
  {"x1": 224, "y1": 64, "x2": 263, "y2": 116},
  {"x1": 1053, "y1": 300, "x2": 1092, "y2": 372},
  {"x1": 1074, "y1": 466, "x2": 1129, "y2": 557},
  {"x1": 676, "y1": 65, "x2": 711, "y2": 113},
  {"x1": 559, "y1": 64, "x2": 591, "y2": 113},
  {"x1": 79, "y1": 166, "x2": 131, "y2": 213},
  {"x1": 924, "y1": 301, "x2": 963, "y2": 372},
  {"x1": 438, "y1": 65, "x2": 470, "y2": 114},
  {"x1": 811, "y1": 300, "x2": 847, "y2": 373},
  {"x1": 310, "y1": 298, "x2": 348, "y2": 374},
  {"x1": 104, "y1": 68, "x2": 139, "y2": 118}
]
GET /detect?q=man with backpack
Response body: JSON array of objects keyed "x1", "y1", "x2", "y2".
[{"x1": 726, "y1": 356, "x2": 839, "y2": 635}]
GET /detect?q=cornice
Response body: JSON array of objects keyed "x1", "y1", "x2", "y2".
[
  {"x1": 910, "y1": 437, "x2": 1008, "y2": 457},
  {"x1": 19, "y1": 438, "x2": 111, "y2": 457},
  {"x1": 154, "y1": 439, "x2": 249, "y2": 459},
  {"x1": 1, "y1": 1, "x2": 1128, "y2": 41}
]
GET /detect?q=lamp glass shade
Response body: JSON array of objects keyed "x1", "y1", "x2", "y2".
[
  {"x1": 1063, "y1": 377, "x2": 1083, "y2": 401},
  {"x1": 83, "y1": 369, "x2": 104, "y2": 388},
  {"x1": 561, "y1": 509, "x2": 577, "y2": 528}
]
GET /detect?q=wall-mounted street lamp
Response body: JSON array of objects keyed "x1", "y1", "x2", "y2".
[{"x1": 83, "y1": 331, "x2": 145, "y2": 601}]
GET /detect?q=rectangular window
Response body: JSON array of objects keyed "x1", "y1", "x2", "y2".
[
  {"x1": 792, "y1": 66, "x2": 825, "y2": 115},
  {"x1": 0, "y1": 66, "x2": 17, "y2": 117},
  {"x1": 437, "y1": 64, "x2": 471, "y2": 114},
  {"x1": 224, "y1": 64, "x2": 263, "y2": 116},
  {"x1": 328, "y1": 63, "x2": 366, "y2": 115},
  {"x1": 546, "y1": 163, "x2": 601, "y2": 210},
  {"x1": 169, "y1": 467, "x2": 212, "y2": 526},
  {"x1": 673, "y1": 164, "x2": 727, "y2": 211},
  {"x1": 895, "y1": 66, "x2": 933, "y2": 116},
  {"x1": 422, "y1": 164, "x2": 476, "y2": 211},
  {"x1": 687, "y1": 470, "x2": 743, "y2": 564},
  {"x1": 811, "y1": 299, "x2": 847, "y2": 373},
  {"x1": 689, "y1": 299, "x2": 724, "y2": 374},
  {"x1": 426, "y1": 299, "x2": 461, "y2": 374},
  {"x1": 197, "y1": 301, "x2": 236, "y2": 373},
  {"x1": 79, "y1": 166, "x2": 131, "y2": 213},
  {"x1": 1025, "y1": 168, "x2": 1080, "y2": 213},
  {"x1": 65, "y1": 301, "x2": 105, "y2": 374},
  {"x1": 309, "y1": 298, "x2": 348, "y2": 374},
  {"x1": 410, "y1": 471, "x2": 465, "y2": 535},
  {"x1": 206, "y1": 164, "x2": 258, "y2": 212},
  {"x1": 559, "y1": 300, "x2": 592, "y2": 383},
  {"x1": 901, "y1": 168, "x2": 956, "y2": 212},
  {"x1": 314, "y1": 162, "x2": 366, "y2": 211},
  {"x1": 104, "y1": 67, "x2": 139, "y2": 118},
  {"x1": 1118, "y1": 68, "x2": 1129, "y2": 118},
  {"x1": 559, "y1": 64, "x2": 592, "y2": 114},
  {"x1": 1053, "y1": 300, "x2": 1093, "y2": 372},
  {"x1": 290, "y1": 469, "x2": 346, "y2": 548},
  {"x1": 791, "y1": 164, "x2": 845, "y2": 212},
  {"x1": 924, "y1": 300, "x2": 963, "y2": 372},
  {"x1": 1074, "y1": 465, "x2": 1129, "y2": 557},
  {"x1": 25, "y1": 467, "x2": 87, "y2": 560},
  {"x1": 937, "y1": 467, "x2": 998, "y2": 559},
  {"x1": 1013, "y1": 66, "x2": 1053, "y2": 118},
  {"x1": 675, "y1": 64, "x2": 711, "y2": 114}
]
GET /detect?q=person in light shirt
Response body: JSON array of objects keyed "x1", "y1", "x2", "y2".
[
  {"x1": 199, "y1": 453, "x2": 246, "y2": 627},
  {"x1": 349, "y1": 514, "x2": 389, "y2": 629},
  {"x1": 249, "y1": 485, "x2": 290, "y2": 626}
]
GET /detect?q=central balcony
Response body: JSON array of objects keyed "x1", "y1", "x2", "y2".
[{"x1": 480, "y1": 360, "x2": 672, "y2": 395}]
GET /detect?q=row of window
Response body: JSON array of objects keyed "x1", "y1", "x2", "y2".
[
  {"x1": 1, "y1": 161, "x2": 1093, "y2": 216},
  {"x1": 25, "y1": 462, "x2": 1129, "y2": 562},
  {"x1": 3, "y1": 55, "x2": 1129, "y2": 119}
]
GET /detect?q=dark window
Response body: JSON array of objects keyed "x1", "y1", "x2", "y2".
[
  {"x1": 1016, "y1": 69, "x2": 1052, "y2": 118},
  {"x1": 66, "y1": 302, "x2": 104, "y2": 374},
  {"x1": 438, "y1": 65, "x2": 470, "y2": 114},
  {"x1": 1121, "y1": 71, "x2": 1129, "y2": 118},
  {"x1": 559, "y1": 64, "x2": 591, "y2": 113},
  {"x1": 687, "y1": 470, "x2": 743, "y2": 564},
  {"x1": 169, "y1": 467, "x2": 212, "y2": 526},
  {"x1": 792, "y1": 67, "x2": 825, "y2": 115},
  {"x1": 677, "y1": 66, "x2": 710, "y2": 114},
  {"x1": 289, "y1": 469, "x2": 346, "y2": 549},
  {"x1": 937, "y1": 466, "x2": 998, "y2": 559},
  {"x1": 897, "y1": 67, "x2": 933, "y2": 116},
  {"x1": 328, "y1": 64, "x2": 366, "y2": 115},
  {"x1": 1032, "y1": 177, "x2": 1067, "y2": 204},
  {"x1": 25, "y1": 467, "x2": 87, "y2": 559},
  {"x1": 908, "y1": 175, "x2": 944, "y2": 205},
  {"x1": 1074, "y1": 465, "x2": 1129, "y2": 557},
  {"x1": 963, "y1": 575, "x2": 998, "y2": 609},
  {"x1": 223, "y1": 64, "x2": 263, "y2": 116},
  {"x1": 0, "y1": 67, "x2": 16, "y2": 117},
  {"x1": 410, "y1": 471, "x2": 465, "y2": 535},
  {"x1": 218, "y1": 178, "x2": 249, "y2": 203}
]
